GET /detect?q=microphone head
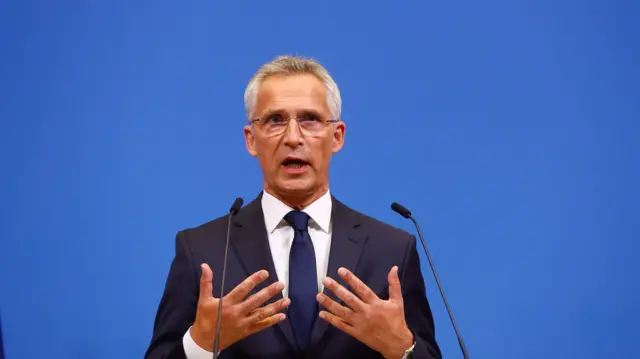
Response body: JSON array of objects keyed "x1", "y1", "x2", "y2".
[
  {"x1": 230, "y1": 197, "x2": 244, "y2": 215},
  {"x1": 391, "y1": 202, "x2": 412, "y2": 219}
]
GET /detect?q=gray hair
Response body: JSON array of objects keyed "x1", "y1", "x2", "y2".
[{"x1": 244, "y1": 55, "x2": 342, "y2": 121}]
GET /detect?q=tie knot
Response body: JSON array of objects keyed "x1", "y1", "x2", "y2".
[{"x1": 284, "y1": 211, "x2": 310, "y2": 231}]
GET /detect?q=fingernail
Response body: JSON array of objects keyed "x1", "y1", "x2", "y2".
[
  {"x1": 284, "y1": 298, "x2": 291, "y2": 306},
  {"x1": 316, "y1": 294, "x2": 324, "y2": 303},
  {"x1": 323, "y1": 277, "x2": 331, "y2": 286},
  {"x1": 338, "y1": 268, "x2": 347, "y2": 276},
  {"x1": 279, "y1": 313, "x2": 286, "y2": 321},
  {"x1": 276, "y1": 281, "x2": 285, "y2": 290},
  {"x1": 261, "y1": 271, "x2": 269, "y2": 280},
  {"x1": 319, "y1": 311, "x2": 326, "y2": 319}
]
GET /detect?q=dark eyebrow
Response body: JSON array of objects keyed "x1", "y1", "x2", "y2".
[
  {"x1": 259, "y1": 108, "x2": 327, "y2": 119},
  {"x1": 299, "y1": 109, "x2": 324, "y2": 118},
  {"x1": 255, "y1": 109, "x2": 289, "y2": 121},
  {"x1": 259, "y1": 109, "x2": 285, "y2": 117}
]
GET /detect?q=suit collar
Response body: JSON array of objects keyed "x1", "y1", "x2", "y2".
[
  {"x1": 309, "y1": 196, "x2": 368, "y2": 347},
  {"x1": 231, "y1": 194, "x2": 299, "y2": 351}
]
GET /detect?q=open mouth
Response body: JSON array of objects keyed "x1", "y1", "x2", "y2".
[{"x1": 282, "y1": 158, "x2": 310, "y2": 170}]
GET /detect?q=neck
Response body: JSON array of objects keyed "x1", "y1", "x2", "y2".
[{"x1": 264, "y1": 185, "x2": 328, "y2": 210}]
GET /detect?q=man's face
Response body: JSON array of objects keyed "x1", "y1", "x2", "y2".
[{"x1": 244, "y1": 74, "x2": 345, "y2": 204}]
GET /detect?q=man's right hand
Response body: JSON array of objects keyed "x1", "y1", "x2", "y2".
[{"x1": 190, "y1": 263, "x2": 290, "y2": 352}]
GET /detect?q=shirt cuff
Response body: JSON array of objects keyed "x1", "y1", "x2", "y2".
[{"x1": 183, "y1": 326, "x2": 214, "y2": 359}]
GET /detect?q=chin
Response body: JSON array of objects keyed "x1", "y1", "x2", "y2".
[
  {"x1": 279, "y1": 181, "x2": 315, "y2": 194},
  {"x1": 272, "y1": 177, "x2": 317, "y2": 195}
]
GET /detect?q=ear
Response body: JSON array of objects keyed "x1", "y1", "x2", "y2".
[
  {"x1": 244, "y1": 125, "x2": 258, "y2": 157},
  {"x1": 331, "y1": 121, "x2": 346, "y2": 154}
]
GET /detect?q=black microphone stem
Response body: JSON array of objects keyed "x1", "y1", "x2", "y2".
[
  {"x1": 212, "y1": 214, "x2": 232, "y2": 359},
  {"x1": 408, "y1": 215, "x2": 469, "y2": 359},
  {"x1": 213, "y1": 198, "x2": 243, "y2": 359}
]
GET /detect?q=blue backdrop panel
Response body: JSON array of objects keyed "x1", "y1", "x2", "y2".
[{"x1": 0, "y1": 1, "x2": 638, "y2": 358}]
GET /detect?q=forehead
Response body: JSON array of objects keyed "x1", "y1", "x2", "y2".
[{"x1": 254, "y1": 74, "x2": 329, "y2": 115}]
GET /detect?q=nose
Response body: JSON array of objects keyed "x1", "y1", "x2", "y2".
[{"x1": 283, "y1": 118, "x2": 304, "y2": 148}]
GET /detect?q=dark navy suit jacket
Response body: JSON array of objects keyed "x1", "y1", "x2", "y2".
[{"x1": 145, "y1": 194, "x2": 442, "y2": 359}]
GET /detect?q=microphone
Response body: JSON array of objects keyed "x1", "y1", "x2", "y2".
[
  {"x1": 212, "y1": 197, "x2": 244, "y2": 359},
  {"x1": 391, "y1": 202, "x2": 470, "y2": 359}
]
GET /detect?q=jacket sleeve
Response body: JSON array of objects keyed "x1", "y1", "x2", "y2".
[
  {"x1": 144, "y1": 231, "x2": 199, "y2": 359},
  {"x1": 400, "y1": 235, "x2": 443, "y2": 359}
]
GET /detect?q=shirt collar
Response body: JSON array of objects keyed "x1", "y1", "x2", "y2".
[{"x1": 261, "y1": 189, "x2": 332, "y2": 234}]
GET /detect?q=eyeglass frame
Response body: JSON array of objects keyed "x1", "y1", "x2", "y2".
[{"x1": 248, "y1": 113, "x2": 340, "y2": 136}]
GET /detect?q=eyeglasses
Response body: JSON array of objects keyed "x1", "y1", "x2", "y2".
[{"x1": 250, "y1": 113, "x2": 339, "y2": 137}]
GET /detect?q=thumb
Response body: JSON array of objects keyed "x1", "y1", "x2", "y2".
[
  {"x1": 199, "y1": 263, "x2": 214, "y2": 301},
  {"x1": 388, "y1": 266, "x2": 403, "y2": 304}
]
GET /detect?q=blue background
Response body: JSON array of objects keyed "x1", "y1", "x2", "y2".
[{"x1": 1, "y1": 1, "x2": 638, "y2": 358}]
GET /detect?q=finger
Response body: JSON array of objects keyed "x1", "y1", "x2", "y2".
[
  {"x1": 226, "y1": 270, "x2": 269, "y2": 303},
  {"x1": 322, "y1": 276, "x2": 366, "y2": 312},
  {"x1": 239, "y1": 280, "x2": 285, "y2": 314},
  {"x1": 388, "y1": 266, "x2": 403, "y2": 304},
  {"x1": 337, "y1": 267, "x2": 378, "y2": 304},
  {"x1": 246, "y1": 297, "x2": 290, "y2": 324},
  {"x1": 247, "y1": 313, "x2": 287, "y2": 335},
  {"x1": 319, "y1": 311, "x2": 357, "y2": 338},
  {"x1": 199, "y1": 263, "x2": 214, "y2": 301},
  {"x1": 317, "y1": 293, "x2": 354, "y2": 324}
]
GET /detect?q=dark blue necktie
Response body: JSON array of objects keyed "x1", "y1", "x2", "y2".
[{"x1": 284, "y1": 210, "x2": 318, "y2": 350}]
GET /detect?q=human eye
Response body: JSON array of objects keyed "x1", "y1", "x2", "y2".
[
  {"x1": 298, "y1": 112, "x2": 322, "y2": 123},
  {"x1": 264, "y1": 114, "x2": 285, "y2": 124}
]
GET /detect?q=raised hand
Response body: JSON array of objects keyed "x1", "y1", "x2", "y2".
[
  {"x1": 190, "y1": 263, "x2": 290, "y2": 352},
  {"x1": 317, "y1": 266, "x2": 414, "y2": 359}
]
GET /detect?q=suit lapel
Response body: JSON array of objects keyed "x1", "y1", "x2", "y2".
[
  {"x1": 309, "y1": 197, "x2": 368, "y2": 347},
  {"x1": 230, "y1": 194, "x2": 298, "y2": 352}
]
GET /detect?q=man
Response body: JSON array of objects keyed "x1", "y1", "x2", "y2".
[{"x1": 144, "y1": 55, "x2": 442, "y2": 359}]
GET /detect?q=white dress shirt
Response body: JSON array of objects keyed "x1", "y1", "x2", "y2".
[{"x1": 183, "y1": 190, "x2": 333, "y2": 358}]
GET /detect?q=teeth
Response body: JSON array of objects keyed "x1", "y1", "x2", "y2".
[{"x1": 288, "y1": 163, "x2": 303, "y2": 168}]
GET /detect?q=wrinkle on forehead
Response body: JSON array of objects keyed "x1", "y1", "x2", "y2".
[{"x1": 253, "y1": 74, "x2": 331, "y2": 118}]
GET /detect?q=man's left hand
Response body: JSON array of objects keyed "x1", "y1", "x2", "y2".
[{"x1": 317, "y1": 266, "x2": 414, "y2": 359}]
